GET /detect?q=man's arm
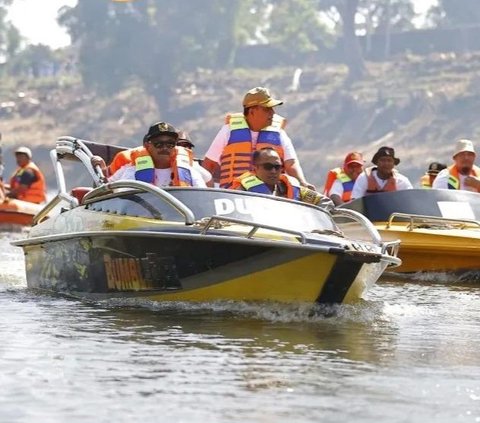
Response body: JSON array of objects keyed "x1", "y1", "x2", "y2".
[
  {"x1": 8, "y1": 169, "x2": 37, "y2": 198},
  {"x1": 284, "y1": 159, "x2": 315, "y2": 189},
  {"x1": 201, "y1": 157, "x2": 219, "y2": 177},
  {"x1": 328, "y1": 179, "x2": 346, "y2": 206}
]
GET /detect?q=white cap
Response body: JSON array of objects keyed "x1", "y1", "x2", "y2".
[
  {"x1": 14, "y1": 146, "x2": 32, "y2": 159},
  {"x1": 453, "y1": 139, "x2": 475, "y2": 158}
]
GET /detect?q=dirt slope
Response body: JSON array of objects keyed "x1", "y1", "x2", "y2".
[{"x1": 2, "y1": 52, "x2": 480, "y2": 189}]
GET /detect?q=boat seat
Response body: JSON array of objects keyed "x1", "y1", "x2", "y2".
[{"x1": 71, "y1": 187, "x2": 92, "y2": 204}]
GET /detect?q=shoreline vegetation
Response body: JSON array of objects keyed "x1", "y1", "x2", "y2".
[{"x1": 1, "y1": 51, "x2": 480, "y2": 189}]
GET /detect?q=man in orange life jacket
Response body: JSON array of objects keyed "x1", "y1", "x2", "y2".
[
  {"x1": 432, "y1": 139, "x2": 480, "y2": 192},
  {"x1": 93, "y1": 122, "x2": 206, "y2": 187},
  {"x1": 8, "y1": 146, "x2": 47, "y2": 204},
  {"x1": 202, "y1": 86, "x2": 312, "y2": 189},
  {"x1": 323, "y1": 151, "x2": 364, "y2": 206},
  {"x1": 231, "y1": 148, "x2": 333, "y2": 208},
  {"x1": 420, "y1": 162, "x2": 446, "y2": 189},
  {"x1": 351, "y1": 146, "x2": 413, "y2": 200}
]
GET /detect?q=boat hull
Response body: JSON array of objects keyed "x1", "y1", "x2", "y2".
[
  {"x1": 0, "y1": 199, "x2": 43, "y2": 229},
  {"x1": 21, "y1": 231, "x2": 387, "y2": 304},
  {"x1": 373, "y1": 224, "x2": 480, "y2": 273},
  {"x1": 341, "y1": 189, "x2": 480, "y2": 274}
]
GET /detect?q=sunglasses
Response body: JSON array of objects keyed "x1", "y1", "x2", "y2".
[
  {"x1": 150, "y1": 141, "x2": 176, "y2": 149},
  {"x1": 257, "y1": 162, "x2": 283, "y2": 171}
]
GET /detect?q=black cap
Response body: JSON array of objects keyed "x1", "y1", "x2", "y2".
[
  {"x1": 177, "y1": 130, "x2": 194, "y2": 148},
  {"x1": 372, "y1": 146, "x2": 400, "y2": 165},
  {"x1": 427, "y1": 162, "x2": 447, "y2": 176},
  {"x1": 145, "y1": 122, "x2": 178, "y2": 141}
]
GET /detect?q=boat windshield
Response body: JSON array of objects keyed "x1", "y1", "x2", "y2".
[{"x1": 86, "y1": 187, "x2": 337, "y2": 233}]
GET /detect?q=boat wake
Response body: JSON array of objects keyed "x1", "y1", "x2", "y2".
[
  {"x1": 383, "y1": 270, "x2": 480, "y2": 285},
  {"x1": 83, "y1": 296, "x2": 386, "y2": 324}
]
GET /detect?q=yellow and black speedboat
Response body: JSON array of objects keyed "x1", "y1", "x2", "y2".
[
  {"x1": 12, "y1": 137, "x2": 400, "y2": 304},
  {"x1": 341, "y1": 189, "x2": 480, "y2": 273}
]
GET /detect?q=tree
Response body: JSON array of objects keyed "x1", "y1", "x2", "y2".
[
  {"x1": 0, "y1": 1, "x2": 22, "y2": 64},
  {"x1": 58, "y1": 0, "x2": 257, "y2": 116},
  {"x1": 427, "y1": 0, "x2": 480, "y2": 28}
]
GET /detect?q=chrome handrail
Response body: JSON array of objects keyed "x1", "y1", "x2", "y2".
[
  {"x1": 82, "y1": 180, "x2": 196, "y2": 225},
  {"x1": 198, "y1": 215, "x2": 308, "y2": 244},
  {"x1": 386, "y1": 212, "x2": 480, "y2": 231},
  {"x1": 331, "y1": 208, "x2": 383, "y2": 246}
]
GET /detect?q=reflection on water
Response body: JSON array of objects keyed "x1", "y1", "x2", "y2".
[{"x1": 0, "y1": 232, "x2": 479, "y2": 423}]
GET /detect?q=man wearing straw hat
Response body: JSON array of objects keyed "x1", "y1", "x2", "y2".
[{"x1": 432, "y1": 139, "x2": 480, "y2": 192}]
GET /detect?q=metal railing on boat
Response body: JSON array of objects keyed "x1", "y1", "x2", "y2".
[
  {"x1": 82, "y1": 180, "x2": 196, "y2": 225},
  {"x1": 386, "y1": 212, "x2": 480, "y2": 231}
]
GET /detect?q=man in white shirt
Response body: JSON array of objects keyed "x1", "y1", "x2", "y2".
[
  {"x1": 95, "y1": 122, "x2": 206, "y2": 188},
  {"x1": 432, "y1": 139, "x2": 480, "y2": 192},
  {"x1": 351, "y1": 146, "x2": 412, "y2": 199},
  {"x1": 202, "y1": 86, "x2": 312, "y2": 189}
]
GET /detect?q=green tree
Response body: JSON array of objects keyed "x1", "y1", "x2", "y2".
[
  {"x1": 58, "y1": 0, "x2": 257, "y2": 116},
  {"x1": 0, "y1": 1, "x2": 22, "y2": 63},
  {"x1": 265, "y1": 0, "x2": 335, "y2": 59}
]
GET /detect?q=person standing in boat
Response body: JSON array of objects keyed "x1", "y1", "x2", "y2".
[
  {"x1": 420, "y1": 162, "x2": 447, "y2": 189},
  {"x1": 323, "y1": 151, "x2": 365, "y2": 205},
  {"x1": 93, "y1": 122, "x2": 206, "y2": 187},
  {"x1": 432, "y1": 139, "x2": 480, "y2": 192},
  {"x1": 351, "y1": 146, "x2": 413, "y2": 200},
  {"x1": 201, "y1": 86, "x2": 313, "y2": 189},
  {"x1": 7, "y1": 146, "x2": 47, "y2": 204},
  {"x1": 231, "y1": 148, "x2": 332, "y2": 207},
  {"x1": 177, "y1": 130, "x2": 213, "y2": 187}
]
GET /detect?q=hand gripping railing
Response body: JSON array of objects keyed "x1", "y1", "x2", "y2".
[
  {"x1": 82, "y1": 180, "x2": 196, "y2": 225},
  {"x1": 198, "y1": 215, "x2": 308, "y2": 244},
  {"x1": 331, "y1": 208, "x2": 400, "y2": 256},
  {"x1": 56, "y1": 136, "x2": 108, "y2": 186},
  {"x1": 386, "y1": 212, "x2": 480, "y2": 231}
]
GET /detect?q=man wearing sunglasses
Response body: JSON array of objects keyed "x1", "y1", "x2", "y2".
[
  {"x1": 231, "y1": 148, "x2": 331, "y2": 207},
  {"x1": 94, "y1": 122, "x2": 206, "y2": 187},
  {"x1": 202, "y1": 86, "x2": 313, "y2": 190}
]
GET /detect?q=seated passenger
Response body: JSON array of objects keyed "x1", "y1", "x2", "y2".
[
  {"x1": 351, "y1": 146, "x2": 412, "y2": 200},
  {"x1": 231, "y1": 148, "x2": 332, "y2": 207},
  {"x1": 177, "y1": 130, "x2": 213, "y2": 187},
  {"x1": 92, "y1": 122, "x2": 206, "y2": 187},
  {"x1": 323, "y1": 151, "x2": 364, "y2": 205},
  {"x1": 432, "y1": 139, "x2": 480, "y2": 192},
  {"x1": 8, "y1": 146, "x2": 47, "y2": 204},
  {"x1": 420, "y1": 162, "x2": 446, "y2": 189}
]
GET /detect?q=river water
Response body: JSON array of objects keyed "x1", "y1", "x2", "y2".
[{"x1": 0, "y1": 232, "x2": 479, "y2": 423}]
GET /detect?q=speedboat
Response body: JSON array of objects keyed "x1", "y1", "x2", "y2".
[
  {"x1": 341, "y1": 189, "x2": 480, "y2": 273},
  {"x1": 0, "y1": 197, "x2": 43, "y2": 230},
  {"x1": 12, "y1": 136, "x2": 400, "y2": 304}
]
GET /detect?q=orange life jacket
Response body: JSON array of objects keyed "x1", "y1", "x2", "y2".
[
  {"x1": 9, "y1": 161, "x2": 46, "y2": 204},
  {"x1": 447, "y1": 164, "x2": 480, "y2": 191},
  {"x1": 109, "y1": 147, "x2": 144, "y2": 175},
  {"x1": 323, "y1": 167, "x2": 355, "y2": 201},
  {"x1": 130, "y1": 146, "x2": 194, "y2": 186},
  {"x1": 365, "y1": 166, "x2": 397, "y2": 193},
  {"x1": 219, "y1": 113, "x2": 286, "y2": 188}
]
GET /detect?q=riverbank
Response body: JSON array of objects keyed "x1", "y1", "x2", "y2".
[{"x1": 1, "y1": 51, "x2": 480, "y2": 188}]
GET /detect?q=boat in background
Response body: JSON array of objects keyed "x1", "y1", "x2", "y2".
[
  {"x1": 340, "y1": 189, "x2": 480, "y2": 274},
  {"x1": 0, "y1": 197, "x2": 44, "y2": 230},
  {"x1": 12, "y1": 136, "x2": 400, "y2": 304}
]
